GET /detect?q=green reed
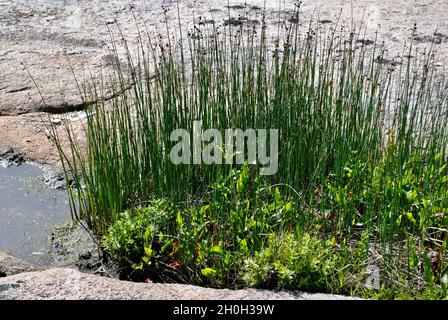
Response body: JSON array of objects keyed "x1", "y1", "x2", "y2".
[{"x1": 52, "y1": 8, "x2": 447, "y2": 243}]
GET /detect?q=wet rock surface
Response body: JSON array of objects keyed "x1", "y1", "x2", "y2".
[
  {"x1": 0, "y1": 147, "x2": 26, "y2": 165},
  {"x1": 49, "y1": 222, "x2": 104, "y2": 274},
  {"x1": 0, "y1": 163, "x2": 71, "y2": 264}
]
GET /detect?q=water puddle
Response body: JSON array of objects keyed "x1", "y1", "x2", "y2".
[{"x1": 0, "y1": 163, "x2": 70, "y2": 266}]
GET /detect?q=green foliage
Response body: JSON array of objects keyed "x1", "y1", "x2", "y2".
[
  {"x1": 102, "y1": 200, "x2": 170, "y2": 267},
  {"x1": 103, "y1": 166, "x2": 297, "y2": 287},
  {"x1": 373, "y1": 275, "x2": 448, "y2": 300},
  {"x1": 320, "y1": 153, "x2": 448, "y2": 241},
  {"x1": 171, "y1": 166, "x2": 298, "y2": 286},
  {"x1": 102, "y1": 163, "x2": 448, "y2": 298},
  {"x1": 242, "y1": 232, "x2": 368, "y2": 294}
]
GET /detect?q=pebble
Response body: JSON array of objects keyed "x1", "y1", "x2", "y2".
[
  {"x1": 69, "y1": 111, "x2": 87, "y2": 122},
  {"x1": 105, "y1": 17, "x2": 116, "y2": 25},
  {"x1": 51, "y1": 118, "x2": 62, "y2": 125}
]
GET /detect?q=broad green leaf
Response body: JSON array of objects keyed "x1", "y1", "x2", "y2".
[
  {"x1": 144, "y1": 246, "x2": 153, "y2": 257},
  {"x1": 211, "y1": 244, "x2": 225, "y2": 255},
  {"x1": 201, "y1": 268, "x2": 217, "y2": 278},
  {"x1": 176, "y1": 210, "x2": 183, "y2": 227}
]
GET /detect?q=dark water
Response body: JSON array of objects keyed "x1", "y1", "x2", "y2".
[{"x1": 0, "y1": 163, "x2": 70, "y2": 265}]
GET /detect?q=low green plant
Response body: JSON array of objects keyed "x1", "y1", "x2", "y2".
[
  {"x1": 102, "y1": 200, "x2": 171, "y2": 267},
  {"x1": 103, "y1": 166, "x2": 298, "y2": 286},
  {"x1": 102, "y1": 161, "x2": 448, "y2": 297},
  {"x1": 242, "y1": 231, "x2": 369, "y2": 294},
  {"x1": 320, "y1": 153, "x2": 448, "y2": 241}
]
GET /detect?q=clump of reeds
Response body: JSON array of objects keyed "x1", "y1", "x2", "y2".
[{"x1": 53, "y1": 5, "x2": 447, "y2": 253}]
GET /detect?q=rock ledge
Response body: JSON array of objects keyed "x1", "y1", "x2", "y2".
[
  {"x1": 0, "y1": 267, "x2": 360, "y2": 300},
  {"x1": 0, "y1": 251, "x2": 37, "y2": 277}
]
